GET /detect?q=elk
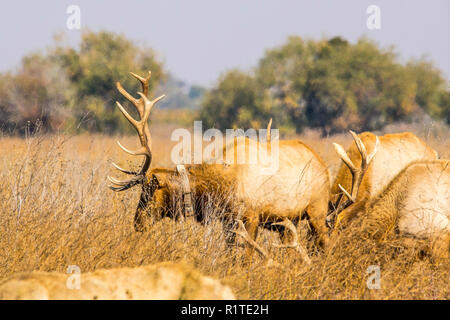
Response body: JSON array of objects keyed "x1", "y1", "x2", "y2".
[
  {"x1": 331, "y1": 134, "x2": 449, "y2": 259},
  {"x1": 0, "y1": 262, "x2": 236, "y2": 300},
  {"x1": 108, "y1": 71, "x2": 331, "y2": 264},
  {"x1": 328, "y1": 131, "x2": 438, "y2": 229}
]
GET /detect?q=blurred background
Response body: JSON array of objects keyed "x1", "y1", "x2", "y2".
[{"x1": 0, "y1": 0, "x2": 448, "y2": 136}]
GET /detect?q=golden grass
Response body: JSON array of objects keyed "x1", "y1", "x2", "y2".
[{"x1": 0, "y1": 123, "x2": 448, "y2": 299}]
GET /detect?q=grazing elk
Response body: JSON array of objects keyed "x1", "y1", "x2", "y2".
[
  {"x1": 328, "y1": 131, "x2": 438, "y2": 229},
  {"x1": 331, "y1": 134, "x2": 449, "y2": 259},
  {"x1": 108, "y1": 71, "x2": 332, "y2": 264},
  {"x1": 0, "y1": 262, "x2": 236, "y2": 300}
]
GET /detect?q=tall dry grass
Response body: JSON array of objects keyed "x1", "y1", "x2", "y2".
[{"x1": 0, "y1": 123, "x2": 448, "y2": 299}]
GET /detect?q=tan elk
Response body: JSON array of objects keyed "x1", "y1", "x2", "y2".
[
  {"x1": 0, "y1": 262, "x2": 236, "y2": 300},
  {"x1": 331, "y1": 134, "x2": 449, "y2": 259},
  {"x1": 328, "y1": 131, "x2": 438, "y2": 229},
  {"x1": 108, "y1": 71, "x2": 332, "y2": 264}
]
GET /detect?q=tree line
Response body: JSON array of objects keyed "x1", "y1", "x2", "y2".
[
  {"x1": 0, "y1": 31, "x2": 163, "y2": 135},
  {"x1": 201, "y1": 36, "x2": 449, "y2": 134},
  {"x1": 0, "y1": 32, "x2": 448, "y2": 135}
]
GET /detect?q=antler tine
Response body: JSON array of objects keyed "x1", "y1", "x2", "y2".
[
  {"x1": 333, "y1": 142, "x2": 357, "y2": 173},
  {"x1": 350, "y1": 130, "x2": 367, "y2": 166},
  {"x1": 136, "y1": 92, "x2": 156, "y2": 123},
  {"x1": 333, "y1": 131, "x2": 379, "y2": 217},
  {"x1": 138, "y1": 91, "x2": 166, "y2": 112},
  {"x1": 136, "y1": 92, "x2": 165, "y2": 151},
  {"x1": 107, "y1": 174, "x2": 142, "y2": 191},
  {"x1": 108, "y1": 179, "x2": 142, "y2": 192},
  {"x1": 232, "y1": 220, "x2": 279, "y2": 267},
  {"x1": 116, "y1": 101, "x2": 139, "y2": 128},
  {"x1": 152, "y1": 94, "x2": 166, "y2": 106},
  {"x1": 116, "y1": 82, "x2": 141, "y2": 112},
  {"x1": 367, "y1": 136, "x2": 379, "y2": 165},
  {"x1": 116, "y1": 141, "x2": 148, "y2": 157},
  {"x1": 115, "y1": 71, "x2": 151, "y2": 117},
  {"x1": 338, "y1": 184, "x2": 354, "y2": 202},
  {"x1": 112, "y1": 162, "x2": 138, "y2": 175},
  {"x1": 107, "y1": 175, "x2": 132, "y2": 186},
  {"x1": 233, "y1": 220, "x2": 269, "y2": 260},
  {"x1": 272, "y1": 218, "x2": 311, "y2": 265},
  {"x1": 350, "y1": 131, "x2": 380, "y2": 173},
  {"x1": 267, "y1": 118, "x2": 272, "y2": 143},
  {"x1": 130, "y1": 71, "x2": 151, "y2": 97}
]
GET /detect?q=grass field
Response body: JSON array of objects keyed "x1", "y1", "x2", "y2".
[{"x1": 0, "y1": 123, "x2": 449, "y2": 299}]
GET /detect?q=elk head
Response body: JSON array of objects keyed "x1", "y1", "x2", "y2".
[{"x1": 108, "y1": 71, "x2": 191, "y2": 231}]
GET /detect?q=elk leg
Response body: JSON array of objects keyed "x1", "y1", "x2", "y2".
[
  {"x1": 134, "y1": 212, "x2": 146, "y2": 232},
  {"x1": 134, "y1": 197, "x2": 149, "y2": 232},
  {"x1": 244, "y1": 218, "x2": 260, "y2": 257},
  {"x1": 133, "y1": 184, "x2": 156, "y2": 232},
  {"x1": 221, "y1": 214, "x2": 237, "y2": 247},
  {"x1": 306, "y1": 197, "x2": 330, "y2": 248}
]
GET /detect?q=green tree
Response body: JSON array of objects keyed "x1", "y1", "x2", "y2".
[
  {"x1": 54, "y1": 30, "x2": 164, "y2": 133},
  {"x1": 256, "y1": 36, "x2": 318, "y2": 132},
  {"x1": 0, "y1": 30, "x2": 165, "y2": 135},
  {"x1": 406, "y1": 60, "x2": 447, "y2": 119},
  {"x1": 304, "y1": 37, "x2": 419, "y2": 134},
  {"x1": 201, "y1": 36, "x2": 449, "y2": 134},
  {"x1": 200, "y1": 70, "x2": 271, "y2": 129},
  {"x1": 439, "y1": 90, "x2": 450, "y2": 125}
]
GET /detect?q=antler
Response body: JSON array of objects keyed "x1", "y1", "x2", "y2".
[
  {"x1": 332, "y1": 131, "x2": 379, "y2": 212},
  {"x1": 272, "y1": 218, "x2": 311, "y2": 265},
  {"x1": 232, "y1": 218, "x2": 311, "y2": 266},
  {"x1": 108, "y1": 71, "x2": 165, "y2": 191},
  {"x1": 232, "y1": 220, "x2": 279, "y2": 267},
  {"x1": 266, "y1": 118, "x2": 272, "y2": 143}
]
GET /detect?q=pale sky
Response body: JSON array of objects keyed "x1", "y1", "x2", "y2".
[{"x1": 1, "y1": 0, "x2": 449, "y2": 87}]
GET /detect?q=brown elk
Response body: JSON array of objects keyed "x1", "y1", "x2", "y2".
[
  {"x1": 0, "y1": 262, "x2": 236, "y2": 300},
  {"x1": 331, "y1": 134, "x2": 449, "y2": 259},
  {"x1": 328, "y1": 131, "x2": 438, "y2": 229},
  {"x1": 108, "y1": 71, "x2": 331, "y2": 264}
]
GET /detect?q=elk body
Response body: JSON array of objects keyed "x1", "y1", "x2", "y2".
[
  {"x1": 330, "y1": 131, "x2": 438, "y2": 228},
  {"x1": 108, "y1": 71, "x2": 331, "y2": 264},
  {"x1": 360, "y1": 160, "x2": 450, "y2": 259},
  {"x1": 0, "y1": 262, "x2": 236, "y2": 300}
]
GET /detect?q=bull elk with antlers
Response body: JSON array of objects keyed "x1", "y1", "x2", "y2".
[
  {"x1": 328, "y1": 131, "x2": 438, "y2": 229},
  {"x1": 331, "y1": 133, "x2": 449, "y2": 259},
  {"x1": 108, "y1": 71, "x2": 332, "y2": 265}
]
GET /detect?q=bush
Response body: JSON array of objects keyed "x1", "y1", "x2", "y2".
[
  {"x1": 200, "y1": 70, "x2": 271, "y2": 129},
  {"x1": 0, "y1": 53, "x2": 72, "y2": 134}
]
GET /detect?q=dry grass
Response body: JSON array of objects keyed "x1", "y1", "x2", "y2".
[{"x1": 0, "y1": 123, "x2": 449, "y2": 300}]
